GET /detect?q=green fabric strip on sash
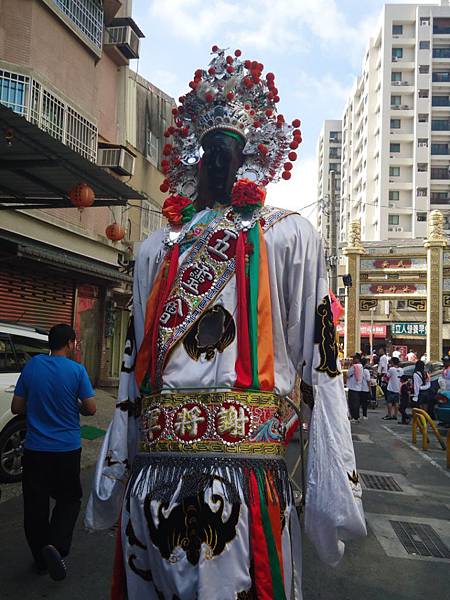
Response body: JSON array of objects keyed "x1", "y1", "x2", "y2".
[
  {"x1": 248, "y1": 224, "x2": 260, "y2": 389},
  {"x1": 256, "y1": 471, "x2": 287, "y2": 600}
]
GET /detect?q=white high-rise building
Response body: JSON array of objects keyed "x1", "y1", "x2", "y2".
[
  {"x1": 340, "y1": 1, "x2": 450, "y2": 243},
  {"x1": 316, "y1": 120, "x2": 342, "y2": 255}
]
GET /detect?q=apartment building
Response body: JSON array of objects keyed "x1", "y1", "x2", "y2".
[
  {"x1": 0, "y1": 0, "x2": 150, "y2": 384},
  {"x1": 316, "y1": 120, "x2": 342, "y2": 257},
  {"x1": 340, "y1": 0, "x2": 450, "y2": 244}
]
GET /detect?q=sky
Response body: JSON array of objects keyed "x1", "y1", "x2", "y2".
[{"x1": 132, "y1": 0, "x2": 440, "y2": 222}]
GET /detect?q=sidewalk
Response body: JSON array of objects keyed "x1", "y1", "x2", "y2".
[
  {"x1": 300, "y1": 407, "x2": 450, "y2": 600},
  {"x1": 0, "y1": 387, "x2": 116, "y2": 504},
  {"x1": 0, "y1": 403, "x2": 449, "y2": 599}
]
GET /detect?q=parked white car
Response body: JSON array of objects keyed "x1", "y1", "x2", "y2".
[{"x1": 0, "y1": 322, "x2": 48, "y2": 482}]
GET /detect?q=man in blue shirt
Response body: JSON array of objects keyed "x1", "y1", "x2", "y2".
[{"x1": 12, "y1": 323, "x2": 96, "y2": 581}]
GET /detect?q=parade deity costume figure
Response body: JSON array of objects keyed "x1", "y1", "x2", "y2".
[{"x1": 86, "y1": 46, "x2": 366, "y2": 600}]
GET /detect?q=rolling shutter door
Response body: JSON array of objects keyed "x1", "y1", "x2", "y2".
[{"x1": 0, "y1": 266, "x2": 75, "y2": 330}]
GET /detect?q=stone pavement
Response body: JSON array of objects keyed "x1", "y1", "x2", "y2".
[{"x1": 0, "y1": 399, "x2": 449, "y2": 599}]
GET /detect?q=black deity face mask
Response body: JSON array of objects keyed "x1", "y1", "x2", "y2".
[{"x1": 196, "y1": 130, "x2": 245, "y2": 210}]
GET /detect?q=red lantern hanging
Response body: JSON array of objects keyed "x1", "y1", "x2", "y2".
[
  {"x1": 105, "y1": 223, "x2": 125, "y2": 242},
  {"x1": 69, "y1": 182, "x2": 95, "y2": 208}
]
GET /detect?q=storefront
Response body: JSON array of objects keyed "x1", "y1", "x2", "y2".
[
  {"x1": 390, "y1": 322, "x2": 427, "y2": 360},
  {"x1": 337, "y1": 323, "x2": 387, "y2": 354}
]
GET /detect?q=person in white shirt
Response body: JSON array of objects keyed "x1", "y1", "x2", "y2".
[
  {"x1": 406, "y1": 349, "x2": 417, "y2": 362},
  {"x1": 383, "y1": 357, "x2": 404, "y2": 421},
  {"x1": 392, "y1": 349, "x2": 401, "y2": 359},
  {"x1": 347, "y1": 355, "x2": 363, "y2": 422},
  {"x1": 377, "y1": 348, "x2": 389, "y2": 412},
  {"x1": 413, "y1": 359, "x2": 432, "y2": 415},
  {"x1": 360, "y1": 358, "x2": 372, "y2": 420}
]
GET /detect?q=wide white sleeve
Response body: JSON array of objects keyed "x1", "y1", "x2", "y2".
[
  {"x1": 292, "y1": 223, "x2": 367, "y2": 567},
  {"x1": 85, "y1": 229, "x2": 166, "y2": 530}
]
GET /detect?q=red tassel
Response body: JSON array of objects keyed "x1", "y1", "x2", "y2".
[
  {"x1": 249, "y1": 470, "x2": 274, "y2": 600},
  {"x1": 235, "y1": 231, "x2": 252, "y2": 388},
  {"x1": 111, "y1": 513, "x2": 126, "y2": 600}
]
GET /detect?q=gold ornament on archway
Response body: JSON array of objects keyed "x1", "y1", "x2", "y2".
[
  {"x1": 105, "y1": 222, "x2": 125, "y2": 242},
  {"x1": 69, "y1": 182, "x2": 95, "y2": 209}
]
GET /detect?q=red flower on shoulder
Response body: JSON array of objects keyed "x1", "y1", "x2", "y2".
[
  {"x1": 162, "y1": 195, "x2": 196, "y2": 227},
  {"x1": 231, "y1": 179, "x2": 266, "y2": 212}
]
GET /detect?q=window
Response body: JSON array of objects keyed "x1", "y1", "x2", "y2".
[
  {"x1": 417, "y1": 213, "x2": 427, "y2": 222},
  {"x1": 431, "y1": 167, "x2": 450, "y2": 180},
  {"x1": 419, "y1": 65, "x2": 430, "y2": 74},
  {"x1": 434, "y1": 18, "x2": 450, "y2": 35},
  {"x1": 388, "y1": 215, "x2": 400, "y2": 225},
  {"x1": 431, "y1": 143, "x2": 449, "y2": 155},
  {"x1": 146, "y1": 129, "x2": 159, "y2": 166},
  {"x1": 431, "y1": 191, "x2": 449, "y2": 202},
  {"x1": 433, "y1": 47, "x2": 450, "y2": 58},
  {"x1": 418, "y1": 113, "x2": 429, "y2": 123},
  {"x1": 417, "y1": 187, "x2": 428, "y2": 197},
  {"x1": 392, "y1": 24, "x2": 403, "y2": 35},
  {"x1": 420, "y1": 41, "x2": 430, "y2": 49},
  {"x1": 391, "y1": 95, "x2": 401, "y2": 106},
  {"x1": 0, "y1": 70, "x2": 29, "y2": 115},
  {"x1": 390, "y1": 143, "x2": 400, "y2": 153},
  {"x1": 390, "y1": 118, "x2": 401, "y2": 129},
  {"x1": 0, "y1": 335, "x2": 16, "y2": 373},
  {"x1": 418, "y1": 163, "x2": 428, "y2": 172},
  {"x1": 433, "y1": 71, "x2": 450, "y2": 83},
  {"x1": 392, "y1": 48, "x2": 403, "y2": 59},
  {"x1": 12, "y1": 335, "x2": 48, "y2": 370},
  {"x1": 391, "y1": 71, "x2": 402, "y2": 82},
  {"x1": 329, "y1": 147, "x2": 341, "y2": 159},
  {"x1": 418, "y1": 138, "x2": 428, "y2": 147},
  {"x1": 432, "y1": 95, "x2": 450, "y2": 106},
  {"x1": 432, "y1": 119, "x2": 450, "y2": 130},
  {"x1": 389, "y1": 191, "x2": 400, "y2": 201},
  {"x1": 390, "y1": 166, "x2": 400, "y2": 176},
  {"x1": 52, "y1": 0, "x2": 103, "y2": 48},
  {"x1": 419, "y1": 89, "x2": 429, "y2": 98}
]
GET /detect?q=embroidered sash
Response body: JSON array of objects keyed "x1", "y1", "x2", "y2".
[{"x1": 154, "y1": 205, "x2": 295, "y2": 385}]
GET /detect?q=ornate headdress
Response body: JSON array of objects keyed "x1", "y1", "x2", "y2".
[{"x1": 159, "y1": 46, "x2": 302, "y2": 201}]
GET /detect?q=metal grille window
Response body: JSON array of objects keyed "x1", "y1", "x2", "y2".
[
  {"x1": 0, "y1": 69, "x2": 97, "y2": 161},
  {"x1": 53, "y1": 0, "x2": 103, "y2": 48},
  {"x1": 0, "y1": 71, "x2": 30, "y2": 115}
]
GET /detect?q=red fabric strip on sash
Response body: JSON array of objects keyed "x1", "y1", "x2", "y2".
[
  {"x1": 235, "y1": 230, "x2": 252, "y2": 388},
  {"x1": 249, "y1": 469, "x2": 274, "y2": 600},
  {"x1": 111, "y1": 512, "x2": 126, "y2": 600}
]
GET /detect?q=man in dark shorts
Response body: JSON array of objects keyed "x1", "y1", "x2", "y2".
[{"x1": 11, "y1": 324, "x2": 96, "y2": 581}]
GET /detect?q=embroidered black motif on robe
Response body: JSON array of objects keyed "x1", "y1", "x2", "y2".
[
  {"x1": 183, "y1": 305, "x2": 236, "y2": 361},
  {"x1": 144, "y1": 475, "x2": 241, "y2": 566},
  {"x1": 314, "y1": 296, "x2": 340, "y2": 378}
]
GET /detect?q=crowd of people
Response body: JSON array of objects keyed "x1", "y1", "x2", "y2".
[{"x1": 345, "y1": 347, "x2": 450, "y2": 425}]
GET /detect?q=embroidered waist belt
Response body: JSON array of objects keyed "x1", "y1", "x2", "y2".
[{"x1": 140, "y1": 390, "x2": 286, "y2": 455}]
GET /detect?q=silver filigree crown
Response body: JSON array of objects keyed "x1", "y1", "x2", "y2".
[{"x1": 160, "y1": 46, "x2": 302, "y2": 200}]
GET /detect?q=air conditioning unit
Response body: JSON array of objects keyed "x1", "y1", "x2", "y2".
[
  {"x1": 395, "y1": 226, "x2": 404, "y2": 232},
  {"x1": 104, "y1": 25, "x2": 140, "y2": 60},
  {"x1": 392, "y1": 56, "x2": 399, "y2": 62},
  {"x1": 389, "y1": 202, "x2": 396, "y2": 208},
  {"x1": 98, "y1": 146, "x2": 135, "y2": 176},
  {"x1": 392, "y1": 81, "x2": 401, "y2": 86}
]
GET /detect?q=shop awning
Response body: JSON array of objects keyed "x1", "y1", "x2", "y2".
[
  {"x1": 0, "y1": 104, "x2": 144, "y2": 209},
  {"x1": 0, "y1": 231, "x2": 132, "y2": 284}
]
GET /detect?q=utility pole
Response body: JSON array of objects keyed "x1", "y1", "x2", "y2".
[{"x1": 329, "y1": 169, "x2": 338, "y2": 294}]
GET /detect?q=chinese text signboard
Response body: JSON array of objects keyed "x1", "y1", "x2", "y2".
[{"x1": 391, "y1": 322, "x2": 426, "y2": 336}]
